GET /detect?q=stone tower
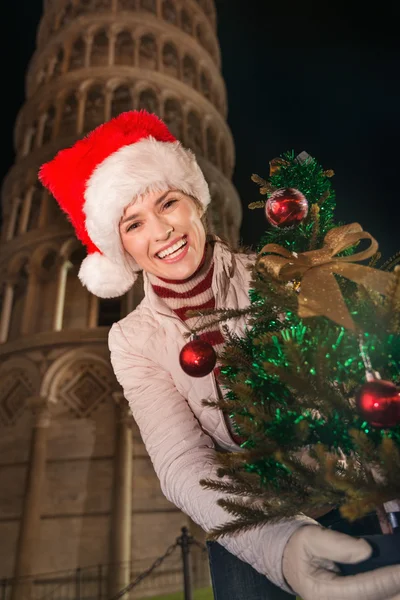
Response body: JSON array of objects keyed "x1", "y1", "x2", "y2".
[{"x1": 0, "y1": 0, "x2": 241, "y2": 597}]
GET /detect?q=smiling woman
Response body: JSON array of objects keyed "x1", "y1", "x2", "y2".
[
  {"x1": 37, "y1": 110, "x2": 400, "y2": 600},
  {"x1": 119, "y1": 189, "x2": 206, "y2": 280}
]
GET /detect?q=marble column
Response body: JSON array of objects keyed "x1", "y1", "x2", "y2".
[
  {"x1": 11, "y1": 397, "x2": 51, "y2": 600},
  {"x1": 0, "y1": 281, "x2": 15, "y2": 343},
  {"x1": 53, "y1": 261, "x2": 72, "y2": 331},
  {"x1": 108, "y1": 392, "x2": 133, "y2": 598}
]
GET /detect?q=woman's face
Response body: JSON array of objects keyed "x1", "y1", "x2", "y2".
[{"x1": 120, "y1": 189, "x2": 206, "y2": 280}]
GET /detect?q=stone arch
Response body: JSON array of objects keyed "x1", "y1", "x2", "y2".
[
  {"x1": 162, "y1": 41, "x2": 179, "y2": 79},
  {"x1": 138, "y1": 33, "x2": 157, "y2": 70},
  {"x1": 182, "y1": 54, "x2": 197, "y2": 89},
  {"x1": 162, "y1": 0, "x2": 178, "y2": 25},
  {"x1": 59, "y1": 91, "x2": 79, "y2": 137},
  {"x1": 0, "y1": 357, "x2": 41, "y2": 427},
  {"x1": 68, "y1": 36, "x2": 86, "y2": 70},
  {"x1": 139, "y1": 0, "x2": 156, "y2": 14},
  {"x1": 137, "y1": 87, "x2": 159, "y2": 114},
  {"x1": 163, "y1": 96, "x2": 183, "y2": 140},
  {"x1": 30, "y1": 243, "x2": 60, "y2": 280},
  {"x1": 60, "y1": 237, "x2": 83, "y2": 261},
  {"x1": 200, "y1": 69, "x2": 212, "y2": 100},
  {"x1": 115, "y1": 30, "x2": 135, "y2": 65},
  {"x1": 206, "y1": 124, "x2": 218, "y2": 166},
  {"x1": 186, "y1": 109, "x2": 203, "y2": 156},
  {"x1": 180, "y1": 8, "x2": 193, "y2": 35},
  {"x1": 42, "y1": 105, "x2": 56, "y2": 145},
  {"x1": 111, "y1": 83, "x2": 133, "y2": 117},
  {"x1": 7, "y1": 253, "x2": 30, "y2": 280},
  {"x1": 90, "y1": 28, "x2": 109, "y2": 66},
  {"x1": 83, "y1": 83, "x2": 106, "y2": 131},
  {"x1": 41, "y1": 348, "x2": 116, "y2": 417}
]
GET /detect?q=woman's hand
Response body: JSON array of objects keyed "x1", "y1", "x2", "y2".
[{"x1": 283, "y1": 525, "x2": 400, "y2": 600}]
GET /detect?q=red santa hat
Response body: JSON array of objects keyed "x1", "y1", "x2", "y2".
[{"x1": 38, "y1": 110, "x2": 211, "y2": 298}]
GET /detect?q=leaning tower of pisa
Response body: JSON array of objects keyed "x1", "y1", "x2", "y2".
[{"x1": 0, "y1": 0, "x2": 242, "y2": 598}]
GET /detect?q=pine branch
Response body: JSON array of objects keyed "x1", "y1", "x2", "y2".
[
  {"x1": 378, "y1": 437, "x2": 400, "y2": 487},
  {"x1": 262, "y1": 363, "x2": 323, "y2": 409},
  {"x1": 248, "y1": 201, "x2": 266, "y2": 209},
  {"x1": 220, "y1": 345, "x2": 254, "y2": 371},
  {"x1": 199, "y1": 478, "x2": 263, "y2": 497},
  {"x1": 380, "y1": 251, "x2": 400, "y2": 272},
  {"x1": 349, "y1": 429, "x2": 379, "y2": 464},
  {"x1": 251, "y1": 173, "x2": 268, "y2": 187},
  {"x1": 216, "y1": 499, "x2": 271, "y2": 522},
  {"x1": 250, "y1": 173, "x2": 275, "y2": 195},
  {"x1": 253, "y1": 331, "x2": 279, "y2": 347},
  {"x1": 207, "y1": 515, "x2": 271, "y2": 539},
  {"x1": 185, "y1": 305, "x2": 260, "y2": 335}
]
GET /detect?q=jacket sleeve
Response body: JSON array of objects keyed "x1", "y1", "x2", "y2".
[{"x1": 109, "y1": 321, "x2": 315, "y2": 592}]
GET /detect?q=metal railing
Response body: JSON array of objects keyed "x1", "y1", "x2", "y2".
[{"x1": 1, "y1": 528, "x2": 208, "y2": 600}]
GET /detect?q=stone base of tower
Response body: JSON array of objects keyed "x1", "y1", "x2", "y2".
[{"x1": 0, "y1": 334, "x2": 210, "y2": 599}]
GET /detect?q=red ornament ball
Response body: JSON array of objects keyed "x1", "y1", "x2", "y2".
[
  {"x1": 179, "y1": 339, "x2": 217, "y2": 378},
  {"x1": 265, "y1": 187, "x2": 309, "y2": 229},
  {"x1": 356, "y1": 379, "x2": 400, "y2": 428}
]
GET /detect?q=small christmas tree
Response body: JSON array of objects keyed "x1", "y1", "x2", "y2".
[{"x1": 199, "y1": 151, "x2": 400, "y2": 538}]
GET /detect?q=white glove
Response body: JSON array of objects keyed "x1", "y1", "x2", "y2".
[{"x1": 282, "y1": 525, "x2": 400, "y2": 600}]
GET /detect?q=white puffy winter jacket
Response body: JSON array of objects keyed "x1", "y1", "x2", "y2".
[{"x1": 108, "y1": 238, "x2": 315, "y2": 592}]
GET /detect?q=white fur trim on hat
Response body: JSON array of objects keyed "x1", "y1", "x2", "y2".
[
  {"x1": 78, "y1": 252, "x2": 139, "y2": 298},
  {"x1": 83, "y1": 138, "x2": 211, "y2": 262}
]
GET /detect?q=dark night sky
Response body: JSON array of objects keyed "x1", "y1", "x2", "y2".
[{"x1": 1, "y1": 0, "x2": 399, "y2": 260}]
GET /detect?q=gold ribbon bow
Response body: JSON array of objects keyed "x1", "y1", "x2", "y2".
[{"x1": 257, "y1": 223, "x2": 395, "y2": 331}]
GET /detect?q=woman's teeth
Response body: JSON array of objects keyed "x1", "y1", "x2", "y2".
[{"x1": 157, "y1": 238, "x2": 187, "y2": 259}]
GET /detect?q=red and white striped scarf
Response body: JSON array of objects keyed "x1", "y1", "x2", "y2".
[
  {"x1": 149, "y1": 243, "x2": 225, "y2": 360},
  {"x1": 149, "y1": 243, "x2": 245, "y2": 446}
]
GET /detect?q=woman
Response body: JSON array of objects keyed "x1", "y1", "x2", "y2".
[{"x1": 39, "y1": 110, "x2": 400, "y2": 600}]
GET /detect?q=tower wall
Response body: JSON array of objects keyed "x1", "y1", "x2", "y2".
[{"x1": 0, "y1": 0, "x2": 240, "y2": 595}]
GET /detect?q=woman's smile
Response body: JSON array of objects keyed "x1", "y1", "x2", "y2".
[
  {"x1": 155, "y1": 234, "x2": 189, "y2": 262},
  {"x1": 120, "y1": 189, "x2": 206, "y2": 280}
]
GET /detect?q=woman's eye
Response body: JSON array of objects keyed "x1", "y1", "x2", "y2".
[
  {"x1": 163, "y1": 199, "x2": 177, "y2": 210},
  {"x1": 126, "y1": 221, "x2": 140, "y2": 232}
]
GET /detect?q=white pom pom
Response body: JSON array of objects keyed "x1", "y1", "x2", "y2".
[{"x1": 78, "y1": 252, "x2": 138, "y2": 298}]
